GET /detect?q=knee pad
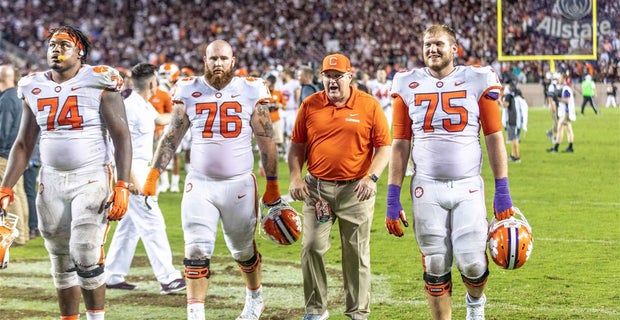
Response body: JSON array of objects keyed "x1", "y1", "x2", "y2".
[
  {"x1": 236, "y1": 253, "x2": 261, "y2": 274},
  {"x1": 424, "y1": 272, "x2": 452, "y2": 297},
  {"x1": 50, "y1": 255, "x2": 79, "y2": 289},
  {"x1": 184, "y1": 258, "x2": 210, "y2": 279},
  {"x1": 456, "y1": 252, "x2": 488, "y2": 281},
  {"x1": 462, "y1": 269, "x2": 489, "y2": 288},
  {"x1": 75, "y1": 264, "x2": 105, "y2": 290}
]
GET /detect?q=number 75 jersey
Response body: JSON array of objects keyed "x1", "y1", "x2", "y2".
[
  {"x1": 17, "y1": 65, "x2": 123, "y2": 171},
  {"x1": 390, "y1": 65, "x2": 502, "y2": 179}
]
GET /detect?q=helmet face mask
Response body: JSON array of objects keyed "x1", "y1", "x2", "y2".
[{"x1": 487, "y1": 208, "x2": 533, "y2": 270}]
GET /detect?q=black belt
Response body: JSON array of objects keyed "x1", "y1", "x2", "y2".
[{"x1": 311, "y1": 174, "x2": 360, "y2": 185}]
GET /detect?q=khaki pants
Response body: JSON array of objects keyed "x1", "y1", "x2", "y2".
[
  {"x1": 0, "y1": 157, "x2": 29, "y2": 245},
  {"x1": 301, "y1": 174, "x2": 374, "y2": 319}
]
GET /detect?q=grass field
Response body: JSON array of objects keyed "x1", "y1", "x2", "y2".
[{"x1": 2, "y1": 106, "x2": 619, "y2": 320}]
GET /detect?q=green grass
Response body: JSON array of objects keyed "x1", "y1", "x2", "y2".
[{"x1": 3, "y1": 107, "x2": 619, "y2": 320}]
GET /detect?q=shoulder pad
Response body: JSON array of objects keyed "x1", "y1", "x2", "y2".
[
  {"x1": 91, "y1": 65, "x2": 123, "y2": 91},
  {"x1": 469, "y1": 65, "x2": 496, "y2": 75},
  {"x1": 17, "y1": 72, "x2": 41, "y2": 88}
]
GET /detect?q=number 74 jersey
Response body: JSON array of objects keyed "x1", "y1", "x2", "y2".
[
  {"x1": 390, "y1": 65, "x2": 502, "y2": 179},
  {"x1": 17, "y1": 65, "x2": 123, "y2": 171}
]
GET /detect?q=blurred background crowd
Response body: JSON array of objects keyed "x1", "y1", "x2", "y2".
[{"x1": 0, "y1": 0, "x2": 619, "y2": 84}]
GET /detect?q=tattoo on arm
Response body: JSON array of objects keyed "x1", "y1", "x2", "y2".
[
  {"x1": 152, "y1": 104, "x2": 190, "y2": 171},
  {"x1": 252, "y1": 104, "x2": 273, "y2": 138}
]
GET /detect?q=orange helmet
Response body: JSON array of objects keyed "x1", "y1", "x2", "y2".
[
  {"x1": 0, "y1": 213, "x2": 20, "y2": 269},
  {"x1": 261, "y1": 200, "x2": 301, "y2": 245},
  {"x1": 158, "y1": 62, "x2": 180, "y2": 84},
  {"x1": 488, "y1": 208, "x2": 533, "y2": 270},
  {"x1": 180, "y1": 67, "x2": 195, "y2": 77}
]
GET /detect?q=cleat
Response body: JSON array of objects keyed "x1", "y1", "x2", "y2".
[
  {"x1": 562, "y1": 148, "x2": 574, "y2": 153},
  {"x1": 106, "y1": 281, "x2": 137, "y2": 290},
  {"x1": 546, "y1": 147, "x2": 557, "y2": 153},
  {"x1": 465, "y1": 293, "x2": 485, "y2": 320},
  {"x1": 236, "y1": 294, "x2": 264, "y2": 320},
  {"x1": 170, "y1": 185, "x2": 180, "y2": 193},
  {"x1": 509, "y1": 156, "x2": 521, "y2": 163},
  {"x1": 302, "y1": 310, "x2": 329, "y2": 320},
  {"x1": 160, "y1": 278, "x2": 186, "y2": 295}
]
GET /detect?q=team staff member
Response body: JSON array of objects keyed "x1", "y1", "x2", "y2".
[
  {"x1": 142, "y1": 39, "x2": 282, "y2": 320},
  {"x1": 386, "y1": 24, "x2": 516, "y2": 320},
  {"x1": 0, "y1": 64, "x2": 29, "y2": 246},
  {"x1": 288, "y1": 53, "x2": 391, "y2": 320},
  {"x1": 0, "y1": 25, "x2": 132, "y2": 320},
  {"x1": 105, "y1": 63, "x2": 186, "y2": 294}
]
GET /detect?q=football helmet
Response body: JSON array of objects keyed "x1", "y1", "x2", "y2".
[
  {"x1": 0, "y1": 213, "x2": 20, "y2": 269},
  {"x1": 487, "y1": 207, "x2": 533, "y2": 270},
  {"x1": 158, "y1": 62, "x2": 180, "y2": 84},
  {"x1": 261, "y1": 199, "x2": 302, "y2": 245}
]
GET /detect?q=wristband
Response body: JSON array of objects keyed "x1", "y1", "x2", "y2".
[
  {"x1": 386, "y1": 184, "x2": 403, "y2": 220},
  {"x1": 493, "y1": 177, "x2": 513, "y2": 213}
]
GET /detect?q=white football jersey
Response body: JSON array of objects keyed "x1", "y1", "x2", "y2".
[
  {"x1": 391, "y1": 65, "x2": 502, "y2": 179},
  {"x1": 17, "y1": 65, "x2": 123, "y2": 171},
  {"x1": 366, "y1": 78, "x2": 392, "y2": 107},
  {"x1": 172, "y1": 76, "x2": 270, "y2": 178}
]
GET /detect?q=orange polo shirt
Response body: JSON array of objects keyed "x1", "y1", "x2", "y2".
[
  {"x1": 149, "y1": 88, "x2": 173, "y2": 133},
  {"x1": 291, "y1": 87, "x2": 391, "y2": 181}
]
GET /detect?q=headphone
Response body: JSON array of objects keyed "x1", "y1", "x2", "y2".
[{"x1": 78, "y1": 50, "x2": 84, "y2": 57}]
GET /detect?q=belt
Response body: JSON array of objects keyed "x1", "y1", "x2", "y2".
[{"x1": 310, "y1": 174, "x2": 360, "y2": 185}]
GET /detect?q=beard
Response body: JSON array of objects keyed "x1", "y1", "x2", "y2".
[
  {"x1": 205, "y1": 68, "x2": 234, "y2": 89},
  {"x1": 425, "y1": 54, "x2": 452, "y2": 73}
]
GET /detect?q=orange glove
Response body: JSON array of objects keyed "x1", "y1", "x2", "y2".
[
  {"x1": 106, "y1": 180, "x2": 131, "y2": 220},
  {"x1": 0, "y1": 186, "x2": 14, "y2": 217},
  {"x1": 142, "y1": 168, "x2": 161, "y2": 196},
  {"x1": 262, "y1": 176, "x2": 281, "y2": 205}
]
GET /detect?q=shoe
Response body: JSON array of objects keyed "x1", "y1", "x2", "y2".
[
  {"x1": 562, "y1": 148, "x2": 574, "y2": 153},
  {"x1": 106, "y1": 281, "x2": 137, "y2": 290},
  {"x1": 465, "y1": 293, "x2": 485, "y2": 320},
  {"x1": 509, "y1": 156, "x2": 521, "y2": 163},
  {"x1": 170, "y1": 184, "x2": 180, "y2": 193},
  {"x1": 546, "y1": 147, "x2": 557, "y2": 153},
  {"x1": 545, "y1": 130, "x2": 553, "y2": 142},
  {"x1": 236, "y1": 294, "x2": 264, "y2": 320},
  {"x1": 160, "y1": 278, "x2": 186, "y2": 295},
  {"x1": 302, "y1": 310, "x2": 329, "y2": 320},
  {"x1": 29, "y1": 229, "x2": 40, "y2": 239}
]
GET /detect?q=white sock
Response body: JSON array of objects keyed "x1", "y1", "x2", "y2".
[
  {"x1": 247, "y1": 286, "x2": 262, "y2": 299},
  {"x1": 187, "y1": 301, "x2": 205, "y2": 320},
  {"x1": 85, "y1": 310, "x2": 104, "y2": 320},
  {"x1": 171, "y1": 174, "x2": 180, "y2": 186}
]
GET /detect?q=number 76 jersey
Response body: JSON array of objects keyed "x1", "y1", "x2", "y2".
[
  {"x1": 390, "y1": 65, "x2": 502, "y2": 179},
  {"x1": 172, "y1": 76, "x2": 270, "y2": 179}
]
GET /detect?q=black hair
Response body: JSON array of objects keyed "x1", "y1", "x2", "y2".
[
  {"x1": 47, "y1": 25, "x2": 91, "y2": 63},
  {"x1": 131, "y1": 63, "x2": 158, "y2": 91}
]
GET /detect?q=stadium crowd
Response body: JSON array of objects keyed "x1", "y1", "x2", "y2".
[{"x1": 0, "y1": 0, "x2": 619, "y2": 83}]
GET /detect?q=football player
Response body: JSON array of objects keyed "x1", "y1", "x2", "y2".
[
  {"x1": 386, "y1": 24, "x2": 516, "y2": 320},
  {"x1": 142, "y1": 39, "x2": 282, "y2": 320},
  {"x1": 0, "y1": 25, "x2": 131, "y2": 320}
]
